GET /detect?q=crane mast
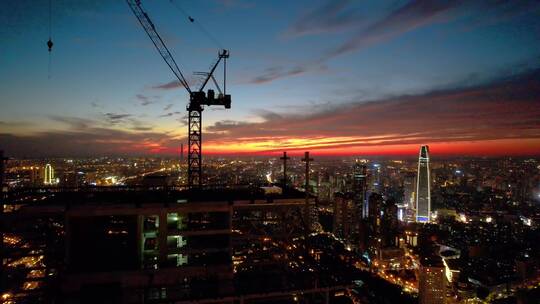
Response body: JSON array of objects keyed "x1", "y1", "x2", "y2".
[{"x1": 126, "y1": 0, "x2": 231, "y2": 188}]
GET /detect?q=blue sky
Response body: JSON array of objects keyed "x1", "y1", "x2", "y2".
[{"x1": 1, "y1": 0, "x2": 540, "y2": 156}]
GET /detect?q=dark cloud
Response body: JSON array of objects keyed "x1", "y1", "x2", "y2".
[
  {"x1": 325, "y1": 0, "x2": 466, "y2": 59},
  {"x1": 104, "y1": 113, "x2": 133, "y2": 124},
  {"x1": 0, "y1": 121, "x2": 32, "y2": 127},
  {"x1": 49, "y1": 114, "x2": 154, "y2": 133},
  {"x1": 250, "y1": 66, "x2": 306, "y2": 84},
  {"x1": 136, "y1": 94, "x2": 157, "y2": 106},
  {"x1": 90, "y1": 101, "x2": 102, "y2": 108},
  {"x1": 253, "y1": 109, "x2": 283, "y2": 121},
  {"x1": 206, "y1": 120, "x2": 250, "y2": 133},
  {"x1": 160, "y1": 111, "x2": 183, "y2": 118},
  {"x1": 127, "y1": 118, "x2": 154, "y2": 132},
  {"x1": 152, "y1": 80, "x2": 185, "y2": 90},
  {"x1": 0, "y1": 128, "x2": 181, "y2": 157},
  {"x1": 129, "y1": 125, "x2": 153, "y2": 132},
  {"x1": 177, "y1": 114, "x2": 189, "y2": 126},
  {"x1": 1, "y1": 116, "x2": 171, "y2": 157},
  {"x1": 164, "y1": 104, "x2": 174, "y2": 111},
  {"x1": 49, "y1": 116, "x2": 96, "y2": 130},
  {"x1": 284, "y1": 0, "x2": 364, "y2": 37},
  {"x1": 284, "y1": 0, "x2": 540, "y2": 61}
]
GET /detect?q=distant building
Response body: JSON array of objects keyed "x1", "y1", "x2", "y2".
[
  {"x1": 366, "y1": 192, "x2": 383, "y2": 255},
  {"x1": 419, "y1": 256, "x2": 446, "y2": 304},
  {"x1": 370, "y1": 163, "x2": 381, "y2": 194},
  {"x1": 368, "y1": 192, "x2": 383, "y2": 227},
  {"x1": 416, "y1": 146, "x2": 431, "y2": 223},
  {"x1": 333, "y1": 192, "x2": 355, "y2": 244},
  {"x1": 29, "y1": 166, "x2": 40, "y2": 186},
  {"x1": 43, "y1": 164, "x2": 55, "y2": 185},
  {"x1": 380, "y1": 198, "x2": 399, "y2": 247}
]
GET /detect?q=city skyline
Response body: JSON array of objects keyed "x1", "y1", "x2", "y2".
[
  {"x1": 2, "y1": 2, "x2": 540, "y2": 303},
  {"x1": 2, "y1": 1, "x2": 540, "y2": 157}
]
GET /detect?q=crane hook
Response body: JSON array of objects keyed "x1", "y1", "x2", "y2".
[{"x1": 47, "y1": 39, "x2": 54, "y2": 52}]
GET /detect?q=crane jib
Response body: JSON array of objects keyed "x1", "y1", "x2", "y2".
[{"x1": 126, "y1": 0, "x2": 231, "y2": 188}]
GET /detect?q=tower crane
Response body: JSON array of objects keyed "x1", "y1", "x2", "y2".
[{"x1": 126, "y1": 0, "x2": 231, "y2": 188}]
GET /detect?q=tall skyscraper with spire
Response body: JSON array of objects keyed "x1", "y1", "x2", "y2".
[{"x1": 416, "y1": 145, "x2": 431, "y2": 223}]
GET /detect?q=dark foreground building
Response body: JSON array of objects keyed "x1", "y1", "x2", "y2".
[{"x1": 1, "y1": 186, "x2": 352, "y2": 303}]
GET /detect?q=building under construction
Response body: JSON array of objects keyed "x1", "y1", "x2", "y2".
[{"x1": 1, "y1": 185, "x2": 356, "y2": 303}]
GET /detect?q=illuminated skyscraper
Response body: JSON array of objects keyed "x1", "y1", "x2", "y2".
[
  {"x1": 44, "y1": 164, "x2": 54, "y2": 185},
  {"x1": 352, "y1": 162, "x2": 367, "y2": 218},
  {"x1": 415, "y1": 145, "x2": 431, "y2": 223}
]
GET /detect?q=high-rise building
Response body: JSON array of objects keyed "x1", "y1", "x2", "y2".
[
  {"x1": 366, "y1": 192, "x2": 383, "y2": 256},
  {"x1": 415, "y1": 145, "x2": 431, "y2": 223},
  {"x1": 403, "y1": 172, "x2": 416, "y2": 222},
  {"x1": 30, "y1": 167, "x2": 40, "y2": 186},
  {"x1": 333, "y1": 192, "x2": 355, "y2": 243},
  {"x1": 419, "y1": 257, "x2": 446, "y2": 304},
  {"x1": 380, "y1": 198, "x2": 398, "y2": 247},
  {"x1": 403, "y1": 172, "x2": 416, "y2": 209},
  {"x1": 370, "y1": 163, "x2": 381, "y2": 194},
  {"x1": 43, "y1": 163, "x2": 54, "y2": 185},
  {"x1": 352, "y1": 162, "x2": 367, "y2": 218}
]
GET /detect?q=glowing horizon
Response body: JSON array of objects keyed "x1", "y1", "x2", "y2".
[
  {"x1": 201, "y1": 138, "x2": 540, "y2": 157},
  {"x1": 1, "y1": 1, "x2": 540, "y2": 158}
]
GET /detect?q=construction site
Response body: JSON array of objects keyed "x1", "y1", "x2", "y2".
[{"x1": 1, "y1": 1, "x2": 357, "y2": 303}]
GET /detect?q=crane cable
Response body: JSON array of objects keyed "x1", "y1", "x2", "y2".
[
  {"x1": 47, "y1": 0, "x2": 53, "y2": 79},
  {"x1": 48, "y1": 0, "x2": 51, "y2": 40},
  {"x1": 169, "y1": 0, "x2": 225, "y2": 50}
]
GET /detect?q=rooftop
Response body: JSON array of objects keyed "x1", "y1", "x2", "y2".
[{"x1": 5, "y1": 186, "x2": 310, "y2": 208}]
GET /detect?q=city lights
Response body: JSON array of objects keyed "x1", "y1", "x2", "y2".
[{"x1": 1, "y1": 0, "x2": 539, "y2": 302}]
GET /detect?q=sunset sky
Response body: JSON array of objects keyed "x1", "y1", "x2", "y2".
[{"x1": 1, "y1": 0, "x2": 540, "y2": 157}]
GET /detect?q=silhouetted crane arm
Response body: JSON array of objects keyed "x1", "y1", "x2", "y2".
[
  {"x1": 199, "y1": 50, "x2": 228, "y2": 93},
  {"x1": 126, "y1": 0, "x2": 191, "y2": 94}
]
